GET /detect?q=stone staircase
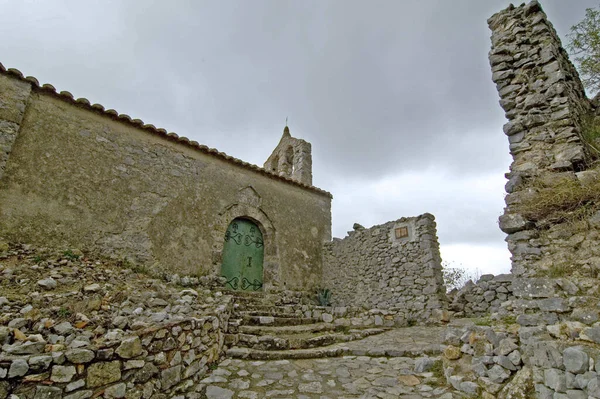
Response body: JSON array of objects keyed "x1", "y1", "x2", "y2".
[{"x1": 224, "y1": 290, "x2": 386, "y2": 360}]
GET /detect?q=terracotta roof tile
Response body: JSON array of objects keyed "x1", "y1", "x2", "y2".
[{"x1": 0, "y1": 62, "x2": 332, "y2": 198}]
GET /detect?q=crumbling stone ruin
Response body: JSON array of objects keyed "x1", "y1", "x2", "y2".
[
  {"x1": 442, "y1": 2, "x2": 600, "y2": 398},
  {"x1": 493, "y1": 0, "x2": 600, "y2": 278},
  {"x1": 324, "y1": 214, "x2": 447, "y2": 324}
]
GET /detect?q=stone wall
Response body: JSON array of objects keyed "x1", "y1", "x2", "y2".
[
  {"x1": 1, "y1": 317, "x2": 227, "y2": 399},
  {"x1": 448, "y1": 274, "x2": 515, "y2": 318},
  {"x1": 443, "y1": 274, "x2": 600, "y2": 398},
  {"x1": 442, "y1": 324, "x2": 526, "y2": 398},
  {"x1": 323, "y1": 214, "x2": 447, "y2": 323},
  {"x1": 0, "y1": 67, "x2": 331, "y2": 291},
  {"x1": 0, "y1": 242, "x2": 233, "y2": 399},
  {"x1": 489, "y1": 1, "x2": 600, "y2": 278}
]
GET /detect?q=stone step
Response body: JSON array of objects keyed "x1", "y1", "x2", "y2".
[
  {"x1": 228, "y1": 291, "x2": 286, "y2": 301},
  {"x1": 241, "y1": 315, "x2": 319, "y2": 326},
  {"x1": 226, "y1": 340, "x2": 444, "y2": 360},
  {"x1": 226, "y1": 345, "x2": 351, "y2": 360},
  {"x1": 227, "y1": 318, "x2": 242, "y2": 334},
  {"x1": 226, "y1": 289, "x2": 265, "y2": 296},
  {"x1": 237, "y1": 308, "x2": 301, "y2": 317},
  {"x1": 224, "y1": 333, "x2": 239, "y2": 346},
  {"x1": 236, "y1": 328, "x2": 386, "y2": 351},
  {"x1": 238, "y1": 322, "x2": 336, "y2": 336}
]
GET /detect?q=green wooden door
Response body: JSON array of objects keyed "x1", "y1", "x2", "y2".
[{"x1": 221, "y1": 218, "x2": 264, "y2": 291}]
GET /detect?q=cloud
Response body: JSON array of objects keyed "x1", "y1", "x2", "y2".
[
  {"x1": 441, "y1": 243, "x2": 512, "y2": 276},
  {"x1": 329, "y1": 166, "x2": 507, "y2": 244},
  {"x1": 1, "y1": 0, "x2": 597, "y2": 275}
]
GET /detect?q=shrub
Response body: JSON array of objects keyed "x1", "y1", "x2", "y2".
[
  {"x1": 442, "y1": 262, "x2": 482, "y2": 291},
  {"x1": 62, "y1": 249, "x2": 80, "y2": 261}
]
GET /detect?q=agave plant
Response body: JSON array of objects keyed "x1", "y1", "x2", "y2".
[{"x1": 316, "y1": 287, "x2": 332, "y2": 307}]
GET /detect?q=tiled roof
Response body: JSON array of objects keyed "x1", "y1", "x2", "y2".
[{"x1": 0, "y1": 63, "x2": 332, "y2": 198}]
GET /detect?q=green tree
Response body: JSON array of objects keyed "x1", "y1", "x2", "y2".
[{"x1": 568, "y1": 5, "x2": 600, "y2": 94}]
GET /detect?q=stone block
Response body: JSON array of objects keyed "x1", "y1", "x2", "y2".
[
  {"x1": 580, "y1": 327, "x2": 600, "y2": 344},
  {"x1": 8, "y1": 359, "x2": 29, "y2": 378},
  {"x1": 33, "y1": 386, "x2": 63, "y2": 399},
  {"x1": 531, "y1": 342, "x2": 564, "y2": 369},
  {"x1": 65, "y1": 348, "x2": 95, "y2": 364},
  {"x1": 115, "y1": 336, "x2": 142, "y2": 359},
  {"x1": 538, "y1": 298, "x2": 569, "y2": 313},
  {"x1": 535, "y1": 383, "x2": 554, "y2": 399},
  {"x1": 87, "y1": 361, "x2": 122, "y2": 387},
  {"x1": 105, "y1": 383, "x2": 127, "y2": 398},
  {"x1": 414, "y1": 357, "x2": 435, "y2": 373},
  {"x1": 563, "y1": 347, "x2": 589, "y2": 374},
  {"x1": 499, "y1": 214, "x2": 532, "y2": 234},
  {"x1": 512, "y1": 278, "x2": 556, "y2": 298},
  {"x1": 161, "y1": 365, "x2": 182, "y2": 390},
  {"x1": 545, "y1": 368, "x2": 567, "y2": 393},
  {"x1": 565, "y1": 389, "x2": 586, "y2": 399},
  {"x1": 487, "y1": 364, "x2": 511, "y2": 383}
]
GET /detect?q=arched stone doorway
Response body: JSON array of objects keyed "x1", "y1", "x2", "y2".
[
  {"x1": 213, "y1": 187, "x2": 280, "y2": 291},
  {"x1": 221, "y1": 218, "x2": 264, "y2": 291}
]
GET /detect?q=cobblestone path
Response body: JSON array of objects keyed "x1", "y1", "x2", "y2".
[
  {"x1": 202, "y1": 326, "x2": 470, "y2": 398},
  {"x1": 203, "y1": 356, "x2": 455, "y2": 399}
]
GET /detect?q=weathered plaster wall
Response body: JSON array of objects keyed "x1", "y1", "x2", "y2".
[
  {"x1": 0, "y1": 74, "x2": 30, "y2": 181},
  {"x1": 323, "y1": 214, "x2": 447, "y2": 323},
  {"x1": 0, "y1": 71, "x2": 331, "y2": 291},
  {"x1": 490, "y1": 1, "x2": 600, "y2": 277}
]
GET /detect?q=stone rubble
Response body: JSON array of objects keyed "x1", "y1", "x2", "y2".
[
  {"x1": 0, "y1": 243, "x2": 231, "y2": 399},
  {"x1": 448, "y1": 274, "x2": 514, "y2": 317}
]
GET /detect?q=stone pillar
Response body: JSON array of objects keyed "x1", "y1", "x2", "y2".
[
  {"x1": 0, "y1": 69, "x2": 32, "y2": 182},
  {"x1": 489, "y1": 1, "x2": 592, "y2": 276},
  {"x1": 291, "y1": 140, "x2": 312, "y2": 185}
]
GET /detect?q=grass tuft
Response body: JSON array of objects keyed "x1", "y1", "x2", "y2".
[
  {"x1": 473, "y1": 317, "x2": 492, "y2": 327},
  {"x1": 515, "y1": 175, "x2": 600, "y2": 225}
]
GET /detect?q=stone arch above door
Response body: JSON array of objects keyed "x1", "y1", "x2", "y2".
[{"x1": 213, "y1": 189, "x2": 280, "y2": 290}]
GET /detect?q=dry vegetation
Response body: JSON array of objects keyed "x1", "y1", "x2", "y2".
[{"x1": 515, "y1": 173, "x2": 600, "y2": 226}]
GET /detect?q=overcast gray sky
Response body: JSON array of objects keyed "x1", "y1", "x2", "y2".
[{"x1": 1, "y1": 0, "x2": 596, "y2": 275}]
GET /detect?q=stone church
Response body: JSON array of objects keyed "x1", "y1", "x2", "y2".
[
  {"x1": 0, "y1": 63, "x2": 447, "y2": 320},
  {"x1": 0, "y1": 65, "x2": 333, "y2": 292}
]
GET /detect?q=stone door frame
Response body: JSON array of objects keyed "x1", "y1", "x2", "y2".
[{"x1": 213, "y1": 202, "x2": 280, "y2": 291}]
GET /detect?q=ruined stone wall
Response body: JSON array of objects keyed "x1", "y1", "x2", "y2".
[
  {"x1": 0, "y1": 242, "x2": 234, "y2": 399},
  {"x1": 0, "y1": 69, "x2": 331, "y2": 291},
  {"x1": 1, "y1": 316, "x2": 227, "y2": 399},
  {"x1": 489, "y1": 1, "x2": 600, "y2": 277},
  {"x1": 448, "y1": 274, "x2": 515, "y2": 318},
  {"x1": 323, "y1": 214, "x2": 447, "y2": 323},
  {"x1": 440, "y1": 273, "x2": 600, "y2": 398}
]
